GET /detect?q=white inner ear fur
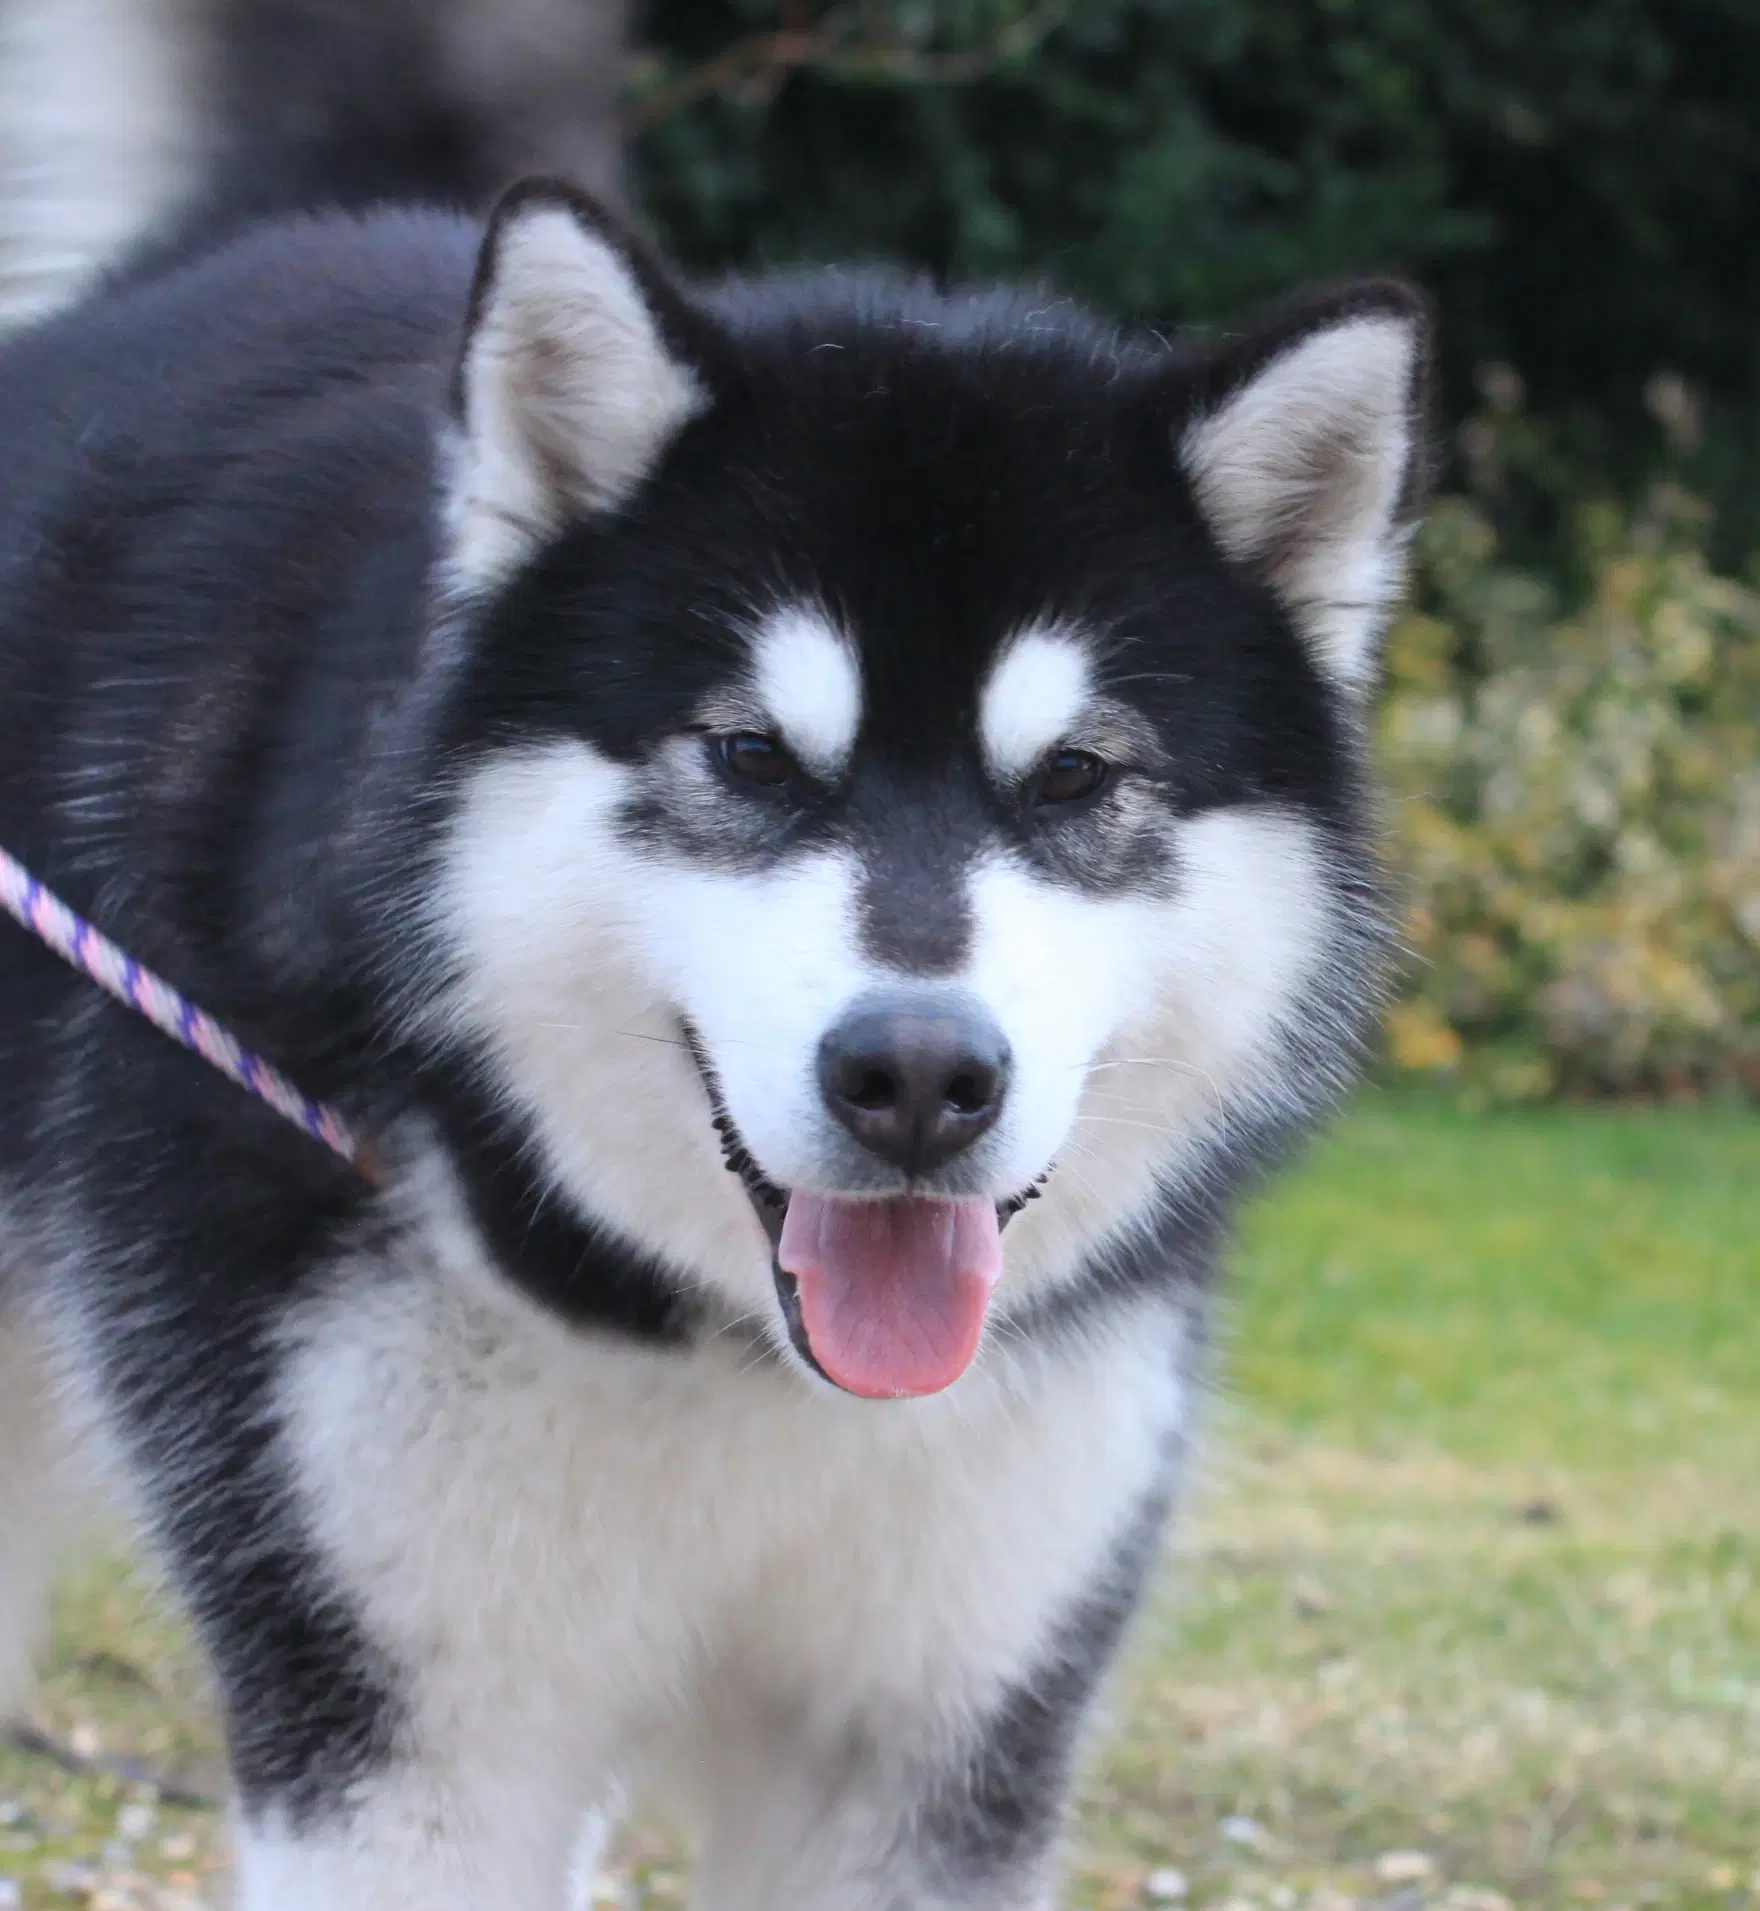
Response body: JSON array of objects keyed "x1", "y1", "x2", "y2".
[
  {"x1": 1182, "y1": 313, "x2": 1419, "y2": 690},
  {"x1": 979, "y1": 624, "x2": 1094, "y2": 779},
  {"x1": 447, "y1": 205, "x2": 704, "y2": 590}
]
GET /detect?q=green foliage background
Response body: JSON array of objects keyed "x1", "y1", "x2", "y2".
[
  {"x1": 628, "y1": 2, "x2": 1760, "y2": 1097},
  {"x1": 632, "y1": 0, "x2": 1760, "y2": 541}
]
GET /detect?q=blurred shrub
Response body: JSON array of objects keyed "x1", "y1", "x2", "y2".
[{"x1": 1381, "y1": 476, "x2": 1760, "y2": 1102}]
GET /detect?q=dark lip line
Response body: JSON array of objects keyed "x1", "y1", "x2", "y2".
[
  {"x1": 677, "y1": 1020, "x2": 790, "y2": 1241},
  {"x1": 676, "y1": 1017, "x2": 1049, "y2": 1389},
  {"x1": 675, "y1": 1017, "x2": 829, "y2": 1382}
]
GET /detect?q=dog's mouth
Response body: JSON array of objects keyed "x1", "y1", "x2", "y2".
[{"x1": 684, "y1": 1025, "x2": 1046, "y2": 1401}]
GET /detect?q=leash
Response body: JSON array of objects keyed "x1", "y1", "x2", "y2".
[{"x1": 0, "y1": 843, "x2": 369, "y2": 1177}]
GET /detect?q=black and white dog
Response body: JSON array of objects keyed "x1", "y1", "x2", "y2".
[{"x1": 0, "y1": 9, "x2": 1428, "y2": 1905}]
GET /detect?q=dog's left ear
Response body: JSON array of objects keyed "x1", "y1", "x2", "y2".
[
  {"x1": 446, "y1": 180, "x2": 710, "y2": 588},
  {"x1": 1179, "y1": 282, "x2": 1431, "y2": 692}
]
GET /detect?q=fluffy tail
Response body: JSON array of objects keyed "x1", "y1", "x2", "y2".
[{"x1": 0, "y1": 0, "x2": 626, "y2": 326}]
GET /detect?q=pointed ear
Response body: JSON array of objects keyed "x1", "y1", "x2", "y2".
[
  {"x1": 1179, "y1": 282, "x2": 1431, "y2": 691},
  {"x1": 445, "y1": 180, "x2": 709, "y2": 588}
]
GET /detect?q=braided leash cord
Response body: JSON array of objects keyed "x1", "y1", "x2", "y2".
[{"x1": 0, "y1": 843, "x2": 364, "y2": 1172}]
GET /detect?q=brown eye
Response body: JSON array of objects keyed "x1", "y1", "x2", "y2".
[
  {"x1": 718, "y1": 732, "x2": 796, "y2": 788},
  {"x1": 1033, "y1": 748, "x2": 1108, "y2": 807}
]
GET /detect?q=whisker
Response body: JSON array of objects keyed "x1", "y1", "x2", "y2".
[
  {"x1": 615, "y1": 1028, "x2": 693, "y2": 1049},
  {"x1": 1080, "y1": 1056, "x2": 1212, "y2": 1075},
  {"x1": 1081, "y1": 1053, "x2": 1225, "y2": 1114},
  {"x1": 704, "y1": 1305, "x2": 776, "y2": 1351}
]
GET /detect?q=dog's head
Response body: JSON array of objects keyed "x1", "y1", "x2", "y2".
[{"x1": 420, "y1": 182, "x2": 1428, "y2": 1397}]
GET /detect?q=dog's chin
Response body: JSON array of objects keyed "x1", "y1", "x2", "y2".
[{"x1": 681, "y1": 1024, "x2": 1046, "y2": 1399}]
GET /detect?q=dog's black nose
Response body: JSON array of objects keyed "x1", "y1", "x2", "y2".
[{"x1": 818, "y1": 997, "x2": 1011, "y2": 1179}]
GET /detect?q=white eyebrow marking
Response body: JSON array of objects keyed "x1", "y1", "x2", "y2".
[
  {"x1": 979, "y1": 624, "x2": 1094, "y2": 778},
  {"x1": 746, "y1": 603, "x2": 863, "y2": 776}
]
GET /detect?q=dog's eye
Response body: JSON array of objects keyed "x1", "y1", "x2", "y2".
[
  {"x1": 1033, "y1": 748, "x2": 1108, "y2": 807},
  {"x1": 717, "y1": 732, "x2": 796, "y2": 789}
]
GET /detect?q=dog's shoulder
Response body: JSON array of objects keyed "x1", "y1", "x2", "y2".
[
  {"x1": 0, "y1": 208, "x2": 480, "y2": 1056},
  {"x1": 0, "y1": 206, "x2": 480, "y2": 450}
]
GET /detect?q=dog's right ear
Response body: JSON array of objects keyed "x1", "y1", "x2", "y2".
[
  {"x1": 446, "y1": 181, "x2": 710, "y2": 589},
  {"x1": 1178, "y1": 281, "x2": 1431, "y2": 694}
]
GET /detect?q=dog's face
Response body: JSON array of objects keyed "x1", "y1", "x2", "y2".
[{"x1": 425, "y1": 184, "x2": 1426, "y2": 1397}]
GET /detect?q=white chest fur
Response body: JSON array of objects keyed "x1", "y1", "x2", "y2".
[{"x1": 274, "y1": 1157, "x2": 1193, "y2": 1796}]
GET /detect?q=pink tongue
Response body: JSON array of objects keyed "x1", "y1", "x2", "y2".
[{"x1": 777, "y1": 1193, "x2": 1003, "y2": 1399}]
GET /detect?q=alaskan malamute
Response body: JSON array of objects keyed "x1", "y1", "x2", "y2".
[{"x1": 0, "y1": 7, "x2": 1428, "y2": 1905}]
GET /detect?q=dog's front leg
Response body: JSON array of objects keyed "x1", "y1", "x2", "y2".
[
  {"x1": 158, "y1": 1392, "x2": 601, "y2": 1911},
  {"x1": 64, "y1": 1212, "x2": 609, "y2": 1911},
  {"x1": 681, "y1": 1575, "x2": 1148, "y2": 1911},
  {"x1": 233, "y1": 1756, "x2": 591, "y2": 1911},
  {"x1": 684, "y1": 1712, "x2": 1071, "y2": 1911}
]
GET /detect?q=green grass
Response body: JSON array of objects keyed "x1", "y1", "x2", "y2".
[
  {"x1": 1067, "y1": 1089, "x2": 1760, "y2": 1911},
  {"x1": 1226, "y1": 1093, "x2": 1760, "y2": 1470},
  {"x1": 3, "y1": 1090, "x2": 1757, "y2": 1910}
]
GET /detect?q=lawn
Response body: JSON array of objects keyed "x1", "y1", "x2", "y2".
[{"x1": 3, "y1": 1091, "x2": 1756, "y2": 1910}]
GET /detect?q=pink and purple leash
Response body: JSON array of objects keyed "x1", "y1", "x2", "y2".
[{"x1": 0, "y1": 843, "x2": 368, "y2": 1176}]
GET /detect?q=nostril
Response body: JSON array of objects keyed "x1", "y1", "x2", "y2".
[
  {"x1": 942, "y1": 1068, "x2": 992, "y2": 1117},
  {"x1": 819, "y1": 995, "x2": 1012, "y2": 1176},
  {"x1": 845, "y1": 1064, "x2": 898, "y2": 1112}
]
